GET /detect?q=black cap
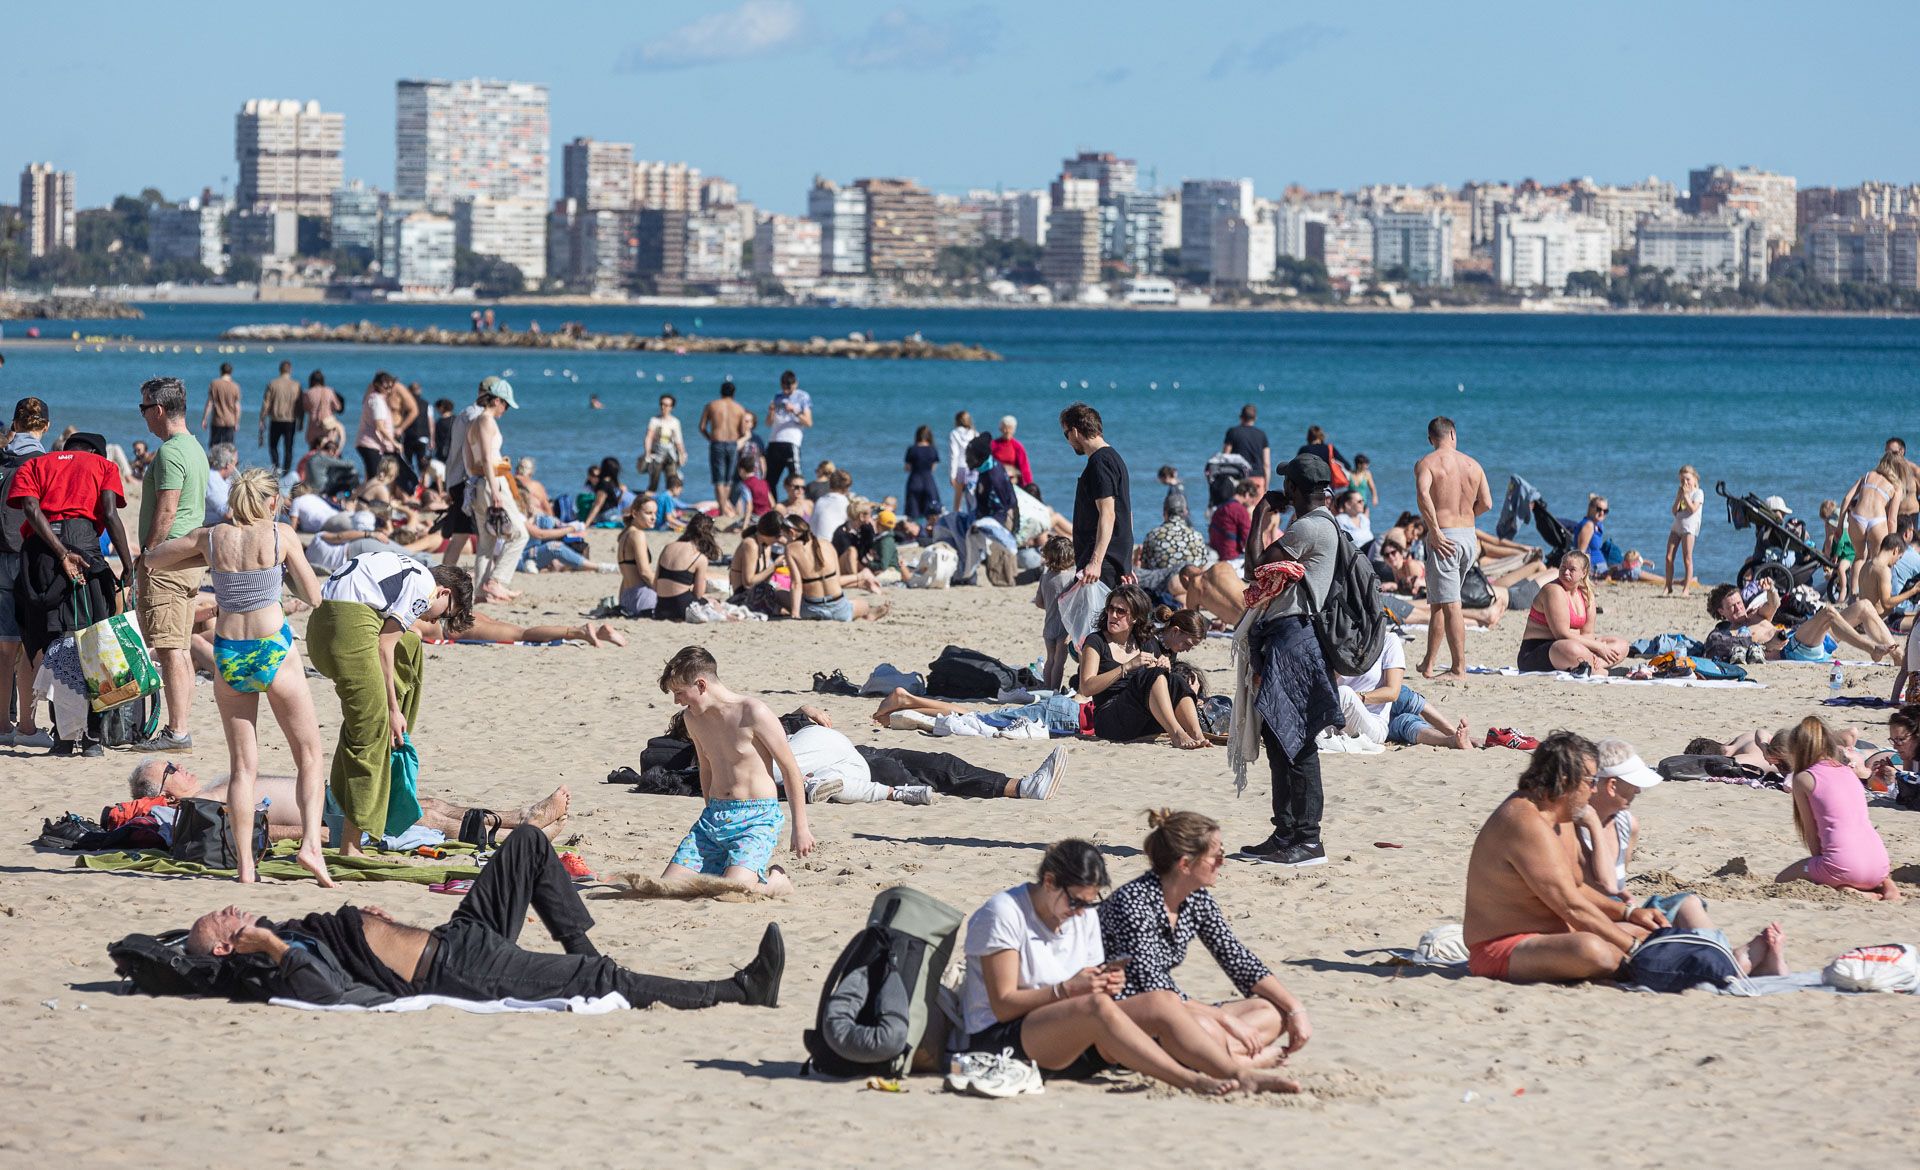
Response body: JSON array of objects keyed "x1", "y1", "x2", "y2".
[
  {"x1": 64, "y1": 431, "x2": 107, "y2": 456},
  {"x1": 1280, "y1": 452, "x2": 1332, "y2": 489}
]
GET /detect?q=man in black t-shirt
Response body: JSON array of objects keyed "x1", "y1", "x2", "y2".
[
  {"x1": 1222, "y1": 403, "x2": 1271, "y2": 495},
  {"x1": 1061, "y1": 402, "x2": 1132, "y2": 588}
]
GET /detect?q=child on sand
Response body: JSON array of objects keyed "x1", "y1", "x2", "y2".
[
  {"x1": 1034, "y1": 535, "x2": 1075, "y2": 690},
  {"x1": 658, "y1": 646, "x2": 815, "y2": 895},
  {"x1": 1775, "y1": 716, "x2": 1900, "y2": 901}
]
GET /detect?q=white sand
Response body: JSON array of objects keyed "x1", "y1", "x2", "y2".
[{"x1": 4, "y1": 538, "x2": 1918, "y2": 1167}]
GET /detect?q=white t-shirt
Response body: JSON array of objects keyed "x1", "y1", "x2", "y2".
[
  {"x1": 769, "y1": 389, "x2": 812, "y2": 447},
  {"x1": 1336, "y1": 634, "x2": 1406, "y2": 720},
  {"x1": 320, "y1": 550, "x2": 435, "y2": 625},
  {"x1": 961, "y1": 884, "x2": 1104, "y2": 1035},
  {"x1": 1335, "y1": 512, "x2": 1373, "y2": 547},
  {"x1": 445, "y1": 404, "x2": 485, "y2": 488},
  {"x1": 811, "y1": 492, "x2": 850, "y2": 545},
  {"x1": 770, "y1": 725, "x2": 870, "y2": 788},
  {"x1": 646, "y1": 415, "x2": 684, "y2": 456},
  {"x1": 1673, "y1": 486, "x2": 1705, "y2": 536},
  {"x1": 948, "y1": 426, "x2": 978, "y2": 483},
  {"x1": 289, "y1": 494, "x2": 338, "y2": 533}
]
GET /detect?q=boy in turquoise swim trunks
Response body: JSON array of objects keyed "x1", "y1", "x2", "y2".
[{"x1": 658, "y1": 645, "x2": 814, "y2": 895}]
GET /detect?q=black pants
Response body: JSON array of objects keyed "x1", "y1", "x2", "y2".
[
  {"x1": 421, "y1": 825, "x2": 738, "y2": 1008},
  {"x1": 266, "y1": 421, "x2": 297, "y2": 472},
  {"x1": 764, "y1": 441, "x2": 800, "y2": 491},
  {"x1": 856, "y1": 745, "x2": 1009, "y2": 799},
  {"x1": 209, "y1": 425, "x2": 236, "y2": 448},
  {"x1": 1092, "y1": 667, "x2": 1191, "y2": 742},
  {"x1": 1261, "y1": 723, "x2": 1323, "y2": 846}
]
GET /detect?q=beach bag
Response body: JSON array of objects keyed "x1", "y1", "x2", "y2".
[
  {"x1": 1459, "y1": 565, "x2": 1495, "y2": 610},
  {"x1": 1305, "y1": 517, "x2": 1390, "y2": 677},
  {"x1": 1822, "y1": 944, "x2": 1920, "y2": 992},
  {"x1": 1057, "y1": 579, "x2": 1110, "y2": 653},
  {"x1": 107, "y1": 930, "x2": 279, "y2": 1001},
  {"x1": 905, "y1": 543, "x2": 958, "y2": 589},
  {"x1": 169, "y1": 797, "x2": 269, "y2": 868},
  {"x1": 98, "y1": 693, "x2": 159, "y2": 748},
  {"x1": 1625, "y1": 928, "x2": 1750, "y2": 994},
  {"x1": 72, "y1": 592, "x2": 160, "y2": 712},
  {"x1": 1655, "y1": 754, "x2": 1767, "y2": 784},
  {"x1": 802, "y1": 886, "x2": 964, "y2": 1079},
  {"x1": 1689, "y1": 658, "x2": 1749, "y2": 682},
  {"x1": 860, "y1": 664, "x2": 925, "y2": 696},
  {"x1": 927, "y1": 646, "x2": 1021, "y2": 701},
  {"x1": 1198, "y1": 695, "x2": 1233, "y2": 738}
]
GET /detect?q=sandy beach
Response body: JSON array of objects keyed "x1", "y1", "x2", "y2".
[{"x1": 3, "y1": 532, "x2": 1917, "y2": 1169}]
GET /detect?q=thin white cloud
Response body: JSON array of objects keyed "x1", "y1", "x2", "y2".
[
  {"x1": 1210, "y1": 23, "x2": 1342, "y2": 79},
  {"x1": 838, "y1": 6, "x2": 1000, "y2": 72},
  {"x1": 618, "y1": 0, "x2": 806, "y2": 72}
]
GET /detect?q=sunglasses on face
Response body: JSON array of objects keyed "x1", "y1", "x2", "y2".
[
  {"x1": 1065, "y1": 892, "x2": 1103, "y2": 911},
  {"x1": 1593, "y1": 507, "x2": 1608, "y2": 515}
]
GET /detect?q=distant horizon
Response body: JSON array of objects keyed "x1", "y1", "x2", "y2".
[{"x1": 11, "y1": 1, "x2": 1920, "y2": 217}]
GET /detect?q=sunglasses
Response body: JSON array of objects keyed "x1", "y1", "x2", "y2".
[
  {"x1": 1065, "y1": 892, "x2": 1104, "y2": 911},
  {"x1": 137, "y1": 401, "x2": 159, "y2": 412}
]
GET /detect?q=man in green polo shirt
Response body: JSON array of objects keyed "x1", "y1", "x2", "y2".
[{"x1": 134, "y1": 375, "x2": 209, "y2": 752}]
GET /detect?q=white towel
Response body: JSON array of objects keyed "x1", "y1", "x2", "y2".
[
  {"x1": 270, "y1": 992, "x2": 632, "y2": 1014},
  {"x1": 1467, "y1": 666, "x2": 1762, "y2": 689},
  {"x1": 1226, "y1": 598, "x2": 1274, "y2": 794}
]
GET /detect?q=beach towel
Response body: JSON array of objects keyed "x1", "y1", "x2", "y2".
[
  {"x1": 1467, "y1": 666, "x2": 1762, "y2": 689},
  {"x1": 1496, "y1": 475, "x2": 1542, "y2": 540},
  {"x1": 74, "y1": 840, "x2": 481, "y2": 884},
  {"x1": 272, "y1": 992, "x2": 632, "y2": 1014}
]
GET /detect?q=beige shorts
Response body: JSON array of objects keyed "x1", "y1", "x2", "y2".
[{"x1": 137, "y1": 566, "x2": 202, "y2": 651}]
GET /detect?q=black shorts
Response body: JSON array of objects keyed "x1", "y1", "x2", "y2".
[
  {"x1": 966, "y1": 1017, "x2": 1107, "y2": 1080},
  {"x1": 1517, "y1": 638, "x2": 1556, "y2": 674},
  {"x1": 443, "y1": 481, "x2": 476, "y2": 535}
]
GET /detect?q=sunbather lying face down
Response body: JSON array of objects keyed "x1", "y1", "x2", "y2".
[{"x1": 182, "y1": 824, "x2": 785, "y2": 1010}]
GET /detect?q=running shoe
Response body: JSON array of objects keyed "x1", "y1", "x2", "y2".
[
  {"x1": 11, "y1": 729, "x2": 54, "y2": 750},
  {"x1": 967, "y1": 1053, "x2": 1045, "y2": 1098},
  {"x1": 945, "y1": 1050, "x2": 1002, "y2": 1094},
  {"x1": 1016, "y1": 746, "x2": 1070, "y2": 801},
  {"x1": 130, "y1": 728, "x2": 193, "y2": 753},
  {"x1": 559, "y1": 851, "x2": 595, "y2": 881},
  {"x1": 804, "y1": 776, "x2": 845, "y2": 804},
  {"x1": 1484, "y1": 727, "x2": 1539, "y2": 751},
  {"x1": 890, "y1": 785, "x2": 938, "y2": 806}
]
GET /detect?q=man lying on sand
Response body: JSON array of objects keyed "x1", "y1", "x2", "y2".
[
  {"x1": 129, "y1": 758, "x2": 572, "y2": 844},
  {"x1": 412, "y1": 610, "x2": 627, "y2": 647},
  {"x1": 657, "y1": 646, "x2": 812, "y2": 896},
  {"x1": 776, "y1": 705, "x2": 1068, "y2": 804},
  {"x1": 1708, "y1": 579, "x2": 1900, "y2": 663},
  {"x1": 185, "y1": 824, "x2": 784, "y2": 1009},
  {"x1": 1464, "y1": 731, "x2": 1787, "y2": 983}
]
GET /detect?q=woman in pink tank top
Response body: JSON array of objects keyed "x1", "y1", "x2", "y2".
[{"x1": 1776, "y1": 716, "x2": 1899, "y2": 900}]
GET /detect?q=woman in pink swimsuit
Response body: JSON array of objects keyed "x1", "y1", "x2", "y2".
[{"x1": 1776, "y1": 716, "x2": 1900, "y2": 901}]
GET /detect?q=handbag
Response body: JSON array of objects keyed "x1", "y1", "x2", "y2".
[
  {"x1": 170, "y1": 797, "x2": 269, "y2": 868},
  {"x1": 72, "y1": 590, "x2": 161, "y2": 712}
]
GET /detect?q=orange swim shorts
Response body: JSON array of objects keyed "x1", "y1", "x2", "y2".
[{"x1": 1467, "y1": 932, "x2": 1539, "y2": 980}]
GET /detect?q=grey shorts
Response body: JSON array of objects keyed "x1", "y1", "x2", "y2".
[{"x1": 1424, "y1": 527, "x2": 1479, "y2": 605}]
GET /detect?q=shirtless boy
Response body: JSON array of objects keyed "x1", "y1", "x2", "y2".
[
  {"x1": 699, "y1": 382, "x2": 752, "y2": 519},
  {"x1": 1413, "y1": 416, "x2": 1491, "y2": 679},
  {"x1": 658, "y1": 646, "x2": 815, "y2": 895}
]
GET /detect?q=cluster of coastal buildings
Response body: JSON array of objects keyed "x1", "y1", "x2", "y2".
[{"x1": 11, "y1": 78, "x2": 1920, "y2": 304}]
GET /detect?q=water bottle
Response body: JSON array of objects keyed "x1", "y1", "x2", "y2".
[{"x1": 1829, "y1": 663, "x2": 1844, "y2": 697}]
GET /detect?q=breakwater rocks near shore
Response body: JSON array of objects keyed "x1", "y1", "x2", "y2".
[
  {"x1": 0, "y1": 296, "x2": 145, "y2": 321},
  {"x1": 219, "y1": 321, "x2": 1001, "y2": 361}
]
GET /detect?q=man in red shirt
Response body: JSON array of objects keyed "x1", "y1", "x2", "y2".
[{"x1": 1209, "y1": 480, "x2": 1259, "y2": 563}]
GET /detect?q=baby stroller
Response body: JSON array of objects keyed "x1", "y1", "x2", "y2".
[
  {"x1": 1716, "y1": 481, "x2": 1842, "y2": 601},
  {"x1": 1204, "y1": 452, "x2": 1253, "y2": 510}
]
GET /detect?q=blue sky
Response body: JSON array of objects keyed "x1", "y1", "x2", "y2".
[{"x1": 10, "y1": 1, "x2": 1918, "y2": 214}]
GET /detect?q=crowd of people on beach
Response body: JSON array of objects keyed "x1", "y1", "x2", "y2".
[{"x1": 5, "y1": 355, "x2": 1918, "y2": 1099}]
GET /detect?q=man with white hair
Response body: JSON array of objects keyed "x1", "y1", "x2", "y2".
[{"x1": 204, "y1": 442, "x2": 238, "y2": 524}]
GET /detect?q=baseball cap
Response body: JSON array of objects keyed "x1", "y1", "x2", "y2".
[
  {"x1": 1280, "y1": 453, "x2": 1332, "y2": 489},
  {"x1": 1595, "y1": 737, "x2": 1661, "y2": 788},
  {"x1": 479, "y1": 375, "x2": 519, "y2": 409},
  {"x1": 1762, "y1": 495, "x2": 1792, "y2": 515},
  {"x1": 878, "y1": 508, "x2": 898, "y2": 529}
]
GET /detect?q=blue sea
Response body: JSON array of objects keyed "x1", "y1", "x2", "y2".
[{"x1": 7, "y1": 303, "x2": 1918, "y2": 582}]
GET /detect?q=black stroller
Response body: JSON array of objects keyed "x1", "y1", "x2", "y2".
[
  {"x1": 1716, "y1": 482, "x2": 1842, "y2": 600},
  {"x1": 1204, "y1": 452, "x2": 1253, "y2": 510}
]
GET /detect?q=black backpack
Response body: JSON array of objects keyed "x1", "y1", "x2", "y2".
[
  {"x1": 1625, "y1": 927, "x2": 1751, "y2": 994},
  {"x1": 107, "y1": 929, "x2": 280, "y2": 1001},
  {"x1": 0, "y1": 444, "x2": 42, "y2": 556},
  {"x1": 1303, "y1": 515, "x2": 1390, "y2": 676},
  {"x1": 802, "y1": 887, "x2": 963, "y2": 1079},
  {"x1": 926, "y1": 646, "x2": 1029, "y2": 700},
  {"x1": 1655, "y1": 754, "x2": 1771, "y2": 785},
  {"x1": 169, "y1": 797, "x2": 269, "y2": 868}
]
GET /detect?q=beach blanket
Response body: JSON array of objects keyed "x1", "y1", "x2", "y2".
[
  {"x1": 1353, "y1": 951, "x2": 1857, "y2": 996},
  {"x1": 74, "y1": 840, "x2": 481, "y2": 884},
  {"x1": 272, "y1": 992, "x2": 632, "y2": 1014},
  {"x1": 1824, "y1": 696, "x2": 1899, "y2": 709},
  {"x1": 1467, "y1": 666, "x2": 1762, "y2": 689},
  {"x1": 424, "y1": 638, "x2": 571, "y2": 647}
]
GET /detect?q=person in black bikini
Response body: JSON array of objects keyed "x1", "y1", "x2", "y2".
[
  {"x1": 654, "y1": 512, "x2": 721, "y2": 622},
  {"x1": 729, "y1": 511, "x2": 789, "y2": 616},
  {"x1": 781, "y1": 514, "x2": 888, "y2": 621},
  {"x1": 1078, "y1": 586, "x2": 1212, "y2": 749}
]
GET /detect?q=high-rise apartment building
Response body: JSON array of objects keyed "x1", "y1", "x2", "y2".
[
  {"x1": 1372, "y1": 208, "x2": 1454, "y2": 286},
  {"x1": 1102, "y1": 192, "x2": 1163, "y2": 273},
  {"x1": 1016, "y1": 190, "x2": 1050, "y2": 247},
  {"x1": 235, "y1": 99, "x2": 343, "y2": 216},
  {"x1": 330, "y1": 181, "x2": 385, "y2": 253},
  {"x1": 1462, "y1": 182, "x2": 1515, "y2": 250},
  {"x1": 1689, "y1": 165, "x2": 1796, "y2": 251},
  {"x1": 1306, "y1": 216, "x2": 1374, "y2": 287},
  {"x1": 634, "y1": 161, "x2": 702, "y2": 211},
  {"x1": 1042, "y1": 207, "x2": 1102, "y2": 291},
  {"x1": 701, "y1": 177, "x2": 739, "y2": 210},
  {"x1": 562, "y1": 137, "x2": 634, "y2": 212},
  {"x1": 229, "y1": 207, "x2": 299, "y2": 259},
  {"x1": 453, "y1": 198, "x2": 547, "y2": 284},
  {"x1": 1570, "y1": 177, "x2": 1678, "y2": 253},
  {"x1": 1211, "y1": 213, "x2": 1276, "y2": 287},
  {"x1": 754, "y1": 215, "x2": 822, "y2": 288},
  {"x1": 807, "y1": 178, "x2": 868, "y2": 276},
  {"x1": 18, "y1": 163, "x2": 75, "y2": 256},
  {"x1": 684, "y1": 208, "x2": 746, "y2": 285},
  {"x1": 1494, "y1": 214, "x2": 1612, "y2": 292},
  {"x1": 149, "y1": 198, "x2": 229, "y2": 274},
  {"x1": 1061, "y1": 151, "x2": 1137, "y2": 201},
  {"x1": 1050, "y1": 175, "x2": 1099, "y2": 213},
  {"x1": 386, "y1": 211, "x2": 456, "y2": 292},
  {"x1": 634, "y1": 209, "x2": 690, "y2": 292},
  {"x1": 857, "y1": 178, "x2": 937, "y2": 279},
  {"x1": 932, "y1": 194, "x2": 988, "y2": 252},
  {"x1": 395, "y1": 79, "x2": 549, "y2": 214},
  {"x1": 1178, "y1": 179, "x2": 1253, "y2": 278},
  {"x1": 549, "y1": 198, "x2": 637, "y2": 294},
  {"x1": 1798, "y1": 183, "x2": 1920, "y2": 240},
  {"x1": 1636, "y1": 215, "x2": 1768, "y2": 288}
]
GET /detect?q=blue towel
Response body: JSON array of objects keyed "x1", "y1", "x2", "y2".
[
  {"x1": 1497, "y1": 475, "x2": 1542, "y2": 541},
  {"x1": 1629, "y1": 633, "x2": 1705, "y2": 658},
  {"x1": 386, "y1": 733, "x2": 423, "y2": 838}
]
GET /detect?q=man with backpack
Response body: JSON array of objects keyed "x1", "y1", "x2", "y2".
[{"x1": 1, "y1": 397, "x2": 53, "y2": 748}]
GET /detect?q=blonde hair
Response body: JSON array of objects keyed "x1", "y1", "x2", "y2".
[
  {"x1": 1780, "y1": 716, "x2": 1847, "y2": 841},
  {"x1": 1559, "y1": 550, "x2": 1597, "y2": 615},
  {"x1": 1672, "y1": 465, "x2": 1698, "y2": 513},
  {"x1": 226, "y1": 467, "x2": 281, "y2": 526},
  {"x1": 1143, "y1": 808, "x2": 1220, "y2": 875}
]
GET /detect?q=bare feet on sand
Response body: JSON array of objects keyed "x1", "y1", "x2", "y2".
[
  {"x1": 1452, "y1": 719, "x2": 1474, "y2": 750},
  {"x1": 483, "y1": 584, "x2": 522, "y2": 603},
  {"x1": 872, "y1": 690, "x2": 909, "y2": 726},
  {"x1": 1239, "y1": 1069, "x2": 1303, "y2": 1094},
  {"x1": 523, "y1": 785, "x2": 571, "y2": 829},
  {"x1": 580, "y1": 622, "x2": 627, "y2": 647},
  {"x1": 764, "y1": 866, "x2": 796, "y2": 896},
  {"x1": 295, "y1": 842, "x2": 339, "y2": 888},
  {"x1": 1869, "y1": 875, "x2": 1903, "y2": 902},
  {"x1": 1739, "y1": 922, "x2": 1790, "y2": 976}
]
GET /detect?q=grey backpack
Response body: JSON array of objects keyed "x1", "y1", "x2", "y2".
[{"x1": 802, "y1": 886, "x2": 963, "y2": 1078}]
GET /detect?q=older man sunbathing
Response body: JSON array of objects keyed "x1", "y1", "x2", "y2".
[{"x1": 184, "y1": 824, "x2": 783, "y2": 1009}]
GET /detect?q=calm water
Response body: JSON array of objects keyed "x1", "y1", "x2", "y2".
[{"x1": 7, "y1": 303, "x2": 1919, "y2": 581}]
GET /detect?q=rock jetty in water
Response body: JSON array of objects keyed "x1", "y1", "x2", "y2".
[
  {"x1": 0, "y1": 296, "x2": 145, "y2": 321},
  {"x1": 219, "y1": 321, "x2": 1000, "y2": 361}
]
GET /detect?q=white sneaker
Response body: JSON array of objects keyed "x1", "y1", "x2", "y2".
[
  {"x1": 890, "y1": 785, "x2": 937, "y2": 806},
  {"x1": 803, "y1": 777, "x2": 844, "y2": 804},
  {"x1": 945, "y1": 1050, "x2": 1001, "y2": 1093},
  {"x1": 966, "y1": 1051, "x2": 1045, "y2": 1098},
  {"x1": 887, "y1": 710, "x2": 937, "y2": 732},
  {"x1": 12, "y1": 729, "x2": 53, "y2": 750},
  {"x1": 1017, "y1": 746, "x2": 1070, "y2": 801}
]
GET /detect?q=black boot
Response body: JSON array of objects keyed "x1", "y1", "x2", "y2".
[{"x1": 732, "y1": 923, "x2": 785, "y2": 1008}]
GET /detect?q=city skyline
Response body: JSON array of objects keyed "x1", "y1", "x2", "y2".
[{"x1": 11, "y1": 0, "x2": 1920, "y2": 215}]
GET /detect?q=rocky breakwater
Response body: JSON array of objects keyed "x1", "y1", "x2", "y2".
[
  {"x1": 219, "y1": 321, "x2": 1001, "y2": 361},
  {"x1": 0, "y1": 295, "x2": 145, "y2": 320}
]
